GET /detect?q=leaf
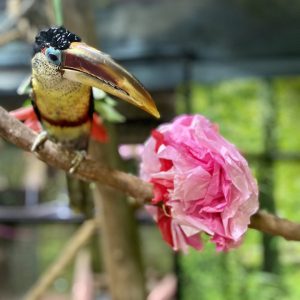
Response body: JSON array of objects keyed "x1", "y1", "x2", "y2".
[
  {"x1": 17, "y1": 75, "x2": 32, "y2": 95},
  {"x1": 92, "y1": 87, "x2": 106, "y2": 99},
  {"x1": 94, "y1": 100, "x2": 126, "y2": 123},
  {"x1": 22, "y1": 99, "x2": 33, "y2": 107},
  {"x1": 93, "y1": 88, "x2": 126, "y2": 123}
]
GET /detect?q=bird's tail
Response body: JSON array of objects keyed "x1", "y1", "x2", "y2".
[{"x1": 66, "y1": 175, "x2": 93, "y2": 217}]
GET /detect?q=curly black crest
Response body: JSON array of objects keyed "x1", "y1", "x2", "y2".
[{"x1": 34, "y1": 26, "x2": 81, "y2": 54}]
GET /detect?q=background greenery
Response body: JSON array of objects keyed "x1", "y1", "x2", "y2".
[{"x1": 177, "y1": 76, "x2": 300, "y2": 300}]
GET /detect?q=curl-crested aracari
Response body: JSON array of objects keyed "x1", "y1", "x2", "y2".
[{"x1": 29, "y1": 26, "x2": 159, "y2": 213}]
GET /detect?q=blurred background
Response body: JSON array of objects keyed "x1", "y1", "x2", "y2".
[{"x1": 0, "y1": 0, "x2": 300, "y2": 299}]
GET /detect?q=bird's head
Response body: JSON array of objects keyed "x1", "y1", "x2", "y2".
[{"x1": 32, "y1": 26, "x2": 159, "y2": 118}]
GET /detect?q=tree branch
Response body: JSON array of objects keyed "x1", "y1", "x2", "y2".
[
  {"x1": 249, "y1": 211, "x2": 300, "y2": 241},
  {"x1": 0, "y1": 106, "x2": 152, "y2": 203},
  {"x1": 0, "y1": 106, "x2": 300, "y2": 241}
]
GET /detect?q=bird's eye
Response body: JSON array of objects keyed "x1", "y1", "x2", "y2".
[
  {"x1": 45, "y1": 47, "x2": 61, "y2": 66},
  {"x1": 49, "y1": 54, "x2": 58, "y2": 61}
]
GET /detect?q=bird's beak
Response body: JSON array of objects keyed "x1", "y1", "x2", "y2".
[{"x1": 61, "y1": 42, "x2": 160, "y2": 118}]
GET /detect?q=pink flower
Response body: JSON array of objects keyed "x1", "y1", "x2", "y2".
[{"x1": 140, "y1": 115, "x2": 259, "y2": 252}]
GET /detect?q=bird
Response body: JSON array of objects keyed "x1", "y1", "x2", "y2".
[{"x1": 28, "y1": 26, "x2": 159, "y2": 214}]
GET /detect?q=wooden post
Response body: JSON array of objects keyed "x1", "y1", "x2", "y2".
[
  {"x1": 90, "y1": 126, "x2": 146, "y2": 300},
  {"x1": 63, "y1": 1, "x2": 146, "y2": 298}
]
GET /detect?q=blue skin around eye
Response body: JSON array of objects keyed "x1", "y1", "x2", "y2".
[{"x1": 45, "y1": 47, "x2": 62, "y2": 66}]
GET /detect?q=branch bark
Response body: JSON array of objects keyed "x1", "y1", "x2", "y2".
[
  {"x1": 0, "y1": 106, "x2": 152, "y2": 203},
  {"x1": 1, "y1": 106, "x2": 300, "y2": 242},
  {"x1": 249, "y1": 211, "x2": 300, "y2": 241}
]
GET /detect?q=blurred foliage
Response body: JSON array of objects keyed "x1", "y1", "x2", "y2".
[
  {"x1": 40, "y1": 169, "x2": 67, "y2": 204},
  {"x1": 180, "y1": 232, "x2": 286, "y2": 300},
  {"x1": 0, "y1": 144, "x2": 26, "y2": 190},
  {"x1": 276, "y1": 78, "x2": 300, "y2": 151},
  {"x1": 38, "y1": 225, "x2": 77, "y2": 294},
  {"x1": 93, "y1": 88, "x2": 126, "y2": 123},
  {"x1": 139, "y1": 226, "x2": 174, "y2": 277},
  {"x1": 275, "y1": 162, "x2": 300, "y2": 220},
  {"x1": 177, "y1": 78, "x2": 265, "y2": 153},
  {"x1": 177, "y1": 76, "x2": 300, "y2": 300}
]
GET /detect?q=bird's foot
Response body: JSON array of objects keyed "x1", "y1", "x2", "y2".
[
  {"x1": 69, "y1": 150, "x2": 87, "y2": 174},
  {"x1": 31, "y1": 131, "x2": 48, "y2": 152}
]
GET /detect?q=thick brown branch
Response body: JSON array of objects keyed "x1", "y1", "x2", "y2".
[
  {"x1": 0, "y1": 106, "x2": 300, "y2": 241},
  {"x1": 250, "y1": 211, "x2": 300, "y2": 241},
  {"x1": 0, "y1": 106, "x2": 152, "y2": 203}
]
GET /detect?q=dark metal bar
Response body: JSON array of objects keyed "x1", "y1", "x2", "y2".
[
  {"x1": 259, "y1": 79, "x2": 280, "y2": 274},
  {"x1": 0, "y1": 204, "x2": 154, "y2": 225}
]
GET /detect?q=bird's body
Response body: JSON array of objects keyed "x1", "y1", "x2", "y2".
[
  {"x1": 29, "y1": 26, "x2": 159, "y2": 214},
  {"x1": 32, "y1": 58, "x2": 94, "y2": 213}
]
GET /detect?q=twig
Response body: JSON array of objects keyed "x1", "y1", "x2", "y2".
[
  {"x1": 24, "y1": 219, "x2": 98, "y2": 300},
  {"x1": 0, "y1": 106, "x2": 300, "y2": 241}
]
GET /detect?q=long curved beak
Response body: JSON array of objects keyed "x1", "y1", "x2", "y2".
[{"x1": 61, "y1": 42, "x2": 160, "y2": 118}]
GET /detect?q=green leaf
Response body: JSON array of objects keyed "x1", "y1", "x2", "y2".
[
  {"x1": 17, "y1": 75, "x2": 32, "y2": 95},
  {"x1": 93, "y1": 88, "x2": 126, "y2": 123},
  {"x1": 22, "y1": 99, "x2": 33, "y2": 107},
  {"x1": 94, "y1": 100, "x2": 126, "y2": 123}
]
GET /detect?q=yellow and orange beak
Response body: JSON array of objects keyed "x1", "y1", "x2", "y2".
[{"x1": 61, "y1": 42, "x2": 160, "y2": 118}]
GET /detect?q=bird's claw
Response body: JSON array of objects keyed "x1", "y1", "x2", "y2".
[
  {"x1": 69, "y1": 150, "x2": 86, "y2": 174},
  {"x1": 31, "y1": 131, "x2": 48, "y2": 152}
]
